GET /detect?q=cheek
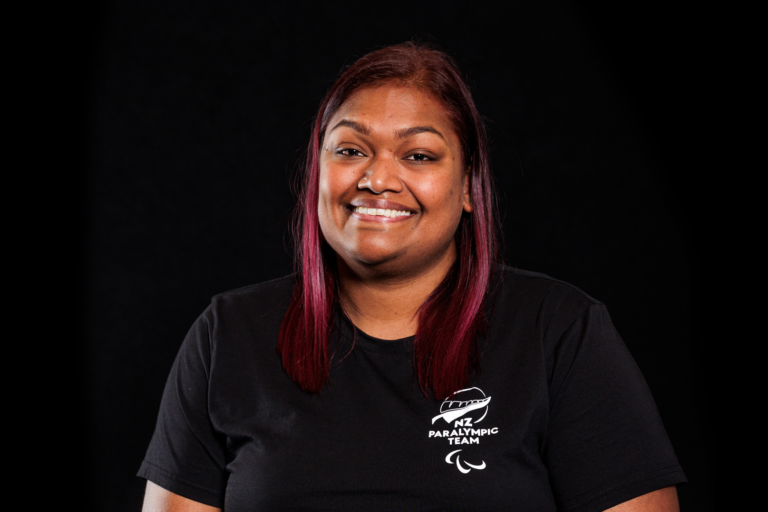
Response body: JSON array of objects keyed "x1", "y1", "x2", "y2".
[
  {"x1": 318, "y1": 165, "x2": 340, "y2": 210},
  {"x1": 317, "y1": 170, "x2": 331, "y2": 207},
  {"x1": 317, "y1": 164, "x2": 355, "y2": 233},
  {"x1": 317, "y1": 194, "x2": 338, "y2": 251},
  {"x1": 413, "y1": 172, "x2": 462, "y2": 218}
]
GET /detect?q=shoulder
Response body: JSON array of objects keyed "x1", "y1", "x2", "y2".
[
  {"x1": 494, "y1": 265, "x2": 601, "y2": 308},
  {"x1": 206, "y1": 274, "x2": 296, "y2": 325},
  {"x1": 487, "y1": 265, "x2": 608, "y2": 341},
  {"x1": 211, "y1": 274, "x2": 295, "y2": 304}
]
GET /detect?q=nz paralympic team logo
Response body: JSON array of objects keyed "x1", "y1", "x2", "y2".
[{"x1": 428, "y1": 387, "x2": 498, "y2": 474}]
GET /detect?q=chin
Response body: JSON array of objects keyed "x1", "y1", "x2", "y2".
[
  {"x1": 350, "y1": 248, "x2": 404, "y2": 268},
  {"x1": 327, "y1": 232, "x2": 405, "y2": 266},
  {"x1": 334, "y1": 243, "x2": 410, "y2": 274}
]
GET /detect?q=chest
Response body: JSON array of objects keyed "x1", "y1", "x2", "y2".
[{"x1": 210, "y1": 344, "x2": 556, "y2": 511}]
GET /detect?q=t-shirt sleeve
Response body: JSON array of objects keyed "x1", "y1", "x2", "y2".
[
  {"x1": 137, "y1": 308, "x2": 227, "y2": 507},
  {"x1": 543, "y1": 302, "x2": 686, "y2": 512}
]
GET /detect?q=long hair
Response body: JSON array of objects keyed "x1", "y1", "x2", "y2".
[{"x1": 278, "y1": 42, "x2": 498, "y2": 399}]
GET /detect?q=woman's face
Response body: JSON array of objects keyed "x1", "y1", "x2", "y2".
[{"x1": 318, "y1": 84, "x2": 472, "y2": 276}]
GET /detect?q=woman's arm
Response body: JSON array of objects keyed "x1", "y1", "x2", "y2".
[
  {"x1": 141, "y1": 481, "x2": 222, "y2": 512},
  {"x1": 605, "y1": 486, "x2": 679, "y2": 512}
]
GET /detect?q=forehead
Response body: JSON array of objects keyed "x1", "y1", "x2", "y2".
[{"x1": 328, "y1": 84, "x2": 455, "y2": 136}]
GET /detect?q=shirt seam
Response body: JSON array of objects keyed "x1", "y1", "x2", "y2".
[
  {"x1": 343, "y1": 339, "x2": 412, "y2": 354},
  {"x1": 338, "y1": 314, "x2": 413, "y2": 355},
  {"x1": 546, "y1": 303, "x2": 599, "y2": 412}
]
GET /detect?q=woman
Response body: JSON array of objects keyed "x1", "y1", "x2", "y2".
[{"x1": 139, "y1": 42, "x2": 685, "y2": 511}]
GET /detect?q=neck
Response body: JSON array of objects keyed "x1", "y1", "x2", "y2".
[{"x1": 337, "y1": 242, "x2": 457, "y2": 340}]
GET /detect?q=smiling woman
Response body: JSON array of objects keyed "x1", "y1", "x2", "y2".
[
  {"x1": 280, "y1": 46, "x2": 497, "y2": 400},
  {"x1": 318, "y1": 85, "x2": 475, "y2": 358},
  {"x1": 138, "y1": 42, "x2": 686, "y2": 512}
]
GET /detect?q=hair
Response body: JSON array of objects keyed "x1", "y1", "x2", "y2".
[{"x1": 277, "y1": 41, "x2": 498, "y2": 399}]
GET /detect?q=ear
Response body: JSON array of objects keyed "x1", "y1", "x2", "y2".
[{"x1": 462, "y1": 166, "x2": 473, "y2": 213}]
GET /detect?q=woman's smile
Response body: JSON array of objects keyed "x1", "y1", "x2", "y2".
[{"x1": 349, "y1": 199, "x2": 417, "y2": 222}]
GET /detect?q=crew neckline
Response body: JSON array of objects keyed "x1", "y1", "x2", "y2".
[{"x1": 336, "y1": 310, "x2": 414, "y2": 354}]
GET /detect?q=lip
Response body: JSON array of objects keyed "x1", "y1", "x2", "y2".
[{"x1": 347, "y1": 199, "x2": 418, "y2": 223}]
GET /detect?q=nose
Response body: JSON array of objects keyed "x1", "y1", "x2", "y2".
[{"x1": 358, "y1": 154, "x2": 403, "y2": 194}]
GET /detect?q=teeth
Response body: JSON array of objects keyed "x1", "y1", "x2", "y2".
[{"x1": 354, "y1": 206, "x2": 412, "y2": 218}]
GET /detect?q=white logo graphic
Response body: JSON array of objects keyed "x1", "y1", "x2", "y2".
[
  {"x1": 445, "y1": 449, "x2": 486, "y2": 474},
  {"x1": 432, "y1": 387, "x2": 491, "y2": 424},
  {"x1": 428, "y1": 387, "x2": 498, "y2": 473}
]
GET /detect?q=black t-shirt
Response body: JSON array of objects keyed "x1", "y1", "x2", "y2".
[{"x1": 138, "y1": 266, "x2": 685, "y2": 511}]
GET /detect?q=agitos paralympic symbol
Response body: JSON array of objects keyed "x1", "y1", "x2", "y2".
[{"x1": 445, "y1": 449, "x2": 487, "y2": 474}]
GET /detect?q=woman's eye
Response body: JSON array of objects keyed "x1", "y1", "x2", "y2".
[
  {"x1": 338, "y1": 148, "x2": 365, "y2": 157},
  {"x1": 405, "y1": 153, "x2": 432, "y2": 162}
]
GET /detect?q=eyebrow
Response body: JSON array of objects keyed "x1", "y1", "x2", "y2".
[
  {"x1": 329, "y1": 120, "x2": 445, "y2": 141},
  {"x1": 395, "y1": 126, "x2": 445, "y2": 141},
  {"x1": 330, "y1": 120, "x2": 371, "y2": 136}
]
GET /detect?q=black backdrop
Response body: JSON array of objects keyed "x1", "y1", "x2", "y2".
[{"x1": 75, "y1": 0, "x2": 716, "y2": 509}]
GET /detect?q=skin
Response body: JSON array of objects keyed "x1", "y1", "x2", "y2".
[
  {"x1": 606, "y1": 486, "x2": 680, "y2": 511},
  {"x1": 141, "y1": 83, "x2": 680, "y2": 511},
  {"x1": 141, "y1": 481, "x2": 219, "y2": 512}
]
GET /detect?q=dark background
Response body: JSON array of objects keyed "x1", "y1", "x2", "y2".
[{"x1": 68, "y1": 0, "x2": 717, "y2": 509}]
